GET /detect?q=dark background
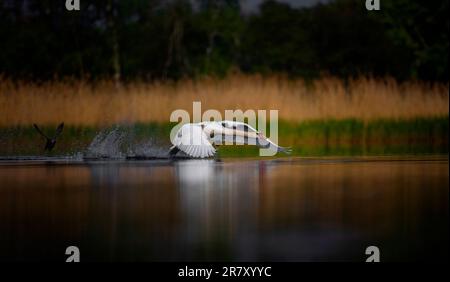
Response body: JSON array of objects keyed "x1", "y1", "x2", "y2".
[{"x1": 0, "y1": 0, "x2": 448, "y2": 82}]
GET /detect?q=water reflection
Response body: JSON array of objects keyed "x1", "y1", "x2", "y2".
[
  {"x1": 175, "y1": 160, "x2": 262, "y2": 260},
  {"x1": 0, "y1": 157, "x2": 448, "y2": 261}
]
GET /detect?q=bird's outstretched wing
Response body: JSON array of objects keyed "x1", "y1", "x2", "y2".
[
  {"x1": 255, "y1": 135, "x2": 292, "y2": 154},
  {"x1": 212, "y1": 128, "x2": 292, "y2": 155},
  {"x1": 33, "y1": 124, "x2": 50, "y2": 140},
  {"x1": 53, "y1": 122, "x2": 64, "y2": 138},
  {"x1": 173, "y1": 124, "x2": 216, "y2": 158},
  {"x1": 255, "y1": 134, "x2": 292, "y2": 154}
]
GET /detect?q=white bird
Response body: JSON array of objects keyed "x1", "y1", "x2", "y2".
[{"x1": 169, "y1": 121, "x2": 292, "y2": 158}]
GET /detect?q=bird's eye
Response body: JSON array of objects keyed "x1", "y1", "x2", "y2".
[
  {"x1": 222, "y1": 122, "x2": 226, "y2": 127},
  {"x1": 210, "y1": 132, "x2": 214, "y2": 138}
]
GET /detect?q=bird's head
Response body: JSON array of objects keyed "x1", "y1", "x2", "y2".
[{"x1": 221, "y1": 121, "x2": 233, "y2": 128}]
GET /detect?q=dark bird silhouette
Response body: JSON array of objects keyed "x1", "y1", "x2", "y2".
[{"x1": 33, "y1": 122, "x2": 64, "y2": 152}]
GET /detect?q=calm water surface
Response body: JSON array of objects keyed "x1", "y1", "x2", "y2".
[{"x1": 0, "y1": 157, "x2": 448, "y2": 261}]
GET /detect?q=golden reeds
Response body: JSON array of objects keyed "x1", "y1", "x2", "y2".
[{"x1": 0, "y1": 75, "x2": 448, "y2": 126}]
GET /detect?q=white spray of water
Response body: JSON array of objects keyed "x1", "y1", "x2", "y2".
[
  {"x1": 86, "y1": 127, "x2": 126, "y2": 159},
  {"x1": 85, "y1": 126, "x2": 169, "y2": 159}
]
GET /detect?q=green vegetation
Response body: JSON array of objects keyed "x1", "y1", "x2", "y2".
[{"x1": 1, "y1": 117, "x2": 447, "y2": 157}]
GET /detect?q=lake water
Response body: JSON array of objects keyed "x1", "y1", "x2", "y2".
[{"x1": 0, "y1": 156, "x2": 448, "y2": 261}]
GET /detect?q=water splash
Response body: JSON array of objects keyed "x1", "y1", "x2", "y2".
[
  {"x1": 84, "y1": 125, "x2": 170, "y2": 159},
  {"x1": 128, "y1": 141, "x2": 171, "y2": 159},
  {"x1": 85, "y1": 126, "x2": 126, "y2": 159}
]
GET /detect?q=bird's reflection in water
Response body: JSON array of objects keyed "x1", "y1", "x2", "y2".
[
  {"x1": 172, "y1": 160, "x2": 359, "y2": 261},
  {"x1": 175, "y1": 160, "x2": 216, "y2": 186},
  {"x1": 174, "y1": 160, "x2": 260, "y2": 258}
]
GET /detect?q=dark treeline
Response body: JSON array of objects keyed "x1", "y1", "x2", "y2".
[{"x1": 0, "y1": 0, "x2": 448, "y2": 82}]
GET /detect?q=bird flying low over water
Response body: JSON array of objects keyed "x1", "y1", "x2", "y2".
[
  {"x1": 169, "y1": 121, "x2": 292, "y2": 158},
  {"x1": 33, "y1": 122, "x2": 64, "y2": 152}
]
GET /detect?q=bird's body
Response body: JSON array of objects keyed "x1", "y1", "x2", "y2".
[
  {"x1": 44, "y1": 138, "x2": 57, "y2": 151},
  {"x1": 33, "y1": 123, "x2": 64, "y2": 152},
  {"x1": 170, "y1": 121, "x2": 291, "y2": 158}
]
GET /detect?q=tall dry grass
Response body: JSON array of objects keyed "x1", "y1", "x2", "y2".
[{"x1": 0, "y1": 75, "x2": 448, "y2": 126}]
